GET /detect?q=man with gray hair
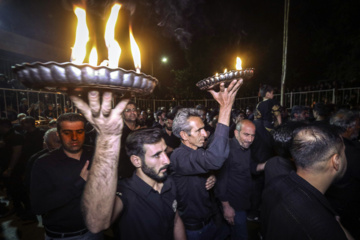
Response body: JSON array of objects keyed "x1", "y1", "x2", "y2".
[
  {"x1": 171, "y1": 79, "x2": 243, "y2": 239},
  {"x1": 327, "y1": 109, "x2": 360, "y2": 239}
]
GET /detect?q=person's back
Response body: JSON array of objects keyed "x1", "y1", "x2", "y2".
[{"x1": 261, "y1": 124, "x2": 349, "y2": 240}]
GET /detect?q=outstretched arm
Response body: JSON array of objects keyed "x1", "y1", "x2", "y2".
[
  {"x1": 70, "y1": 91, "x2": 128, "y2": 233},
  {"x1": 208, "y1": 79, "x2": 243, "y2": 127}
]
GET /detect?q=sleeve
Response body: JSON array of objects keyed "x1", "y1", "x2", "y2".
[
  {"x1": 271, "y1": 100, "x2": 281, "y2": 117},
  {"x1": 215, "y1": 155, "x2": 230, "y2": 202},
  {"x1": 30, "y1": 158, "x2": 86, "y2": 215},
  {"x1": 171, "y1": 123, "x2": 230, "y2": 175}
]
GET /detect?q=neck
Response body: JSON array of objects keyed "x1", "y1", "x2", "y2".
[
  {"x1": 125, "y1": 121, "x2": 136, "y2": 130},
  {"x1": 182, "y1": 140, "x2": 198, "y2": 150},
  {"x1": 136, "y1": 170, "x2": 163, "y2": 193},
  {"x1": 63, "y1": 149, "x2": 83, "y2": 160},
  {"x1": 165, "y1": 128, "x2": 172, "y2": 136},
  {"x1": 296, "y1": 168, "x2": 332, "y2": 194}
]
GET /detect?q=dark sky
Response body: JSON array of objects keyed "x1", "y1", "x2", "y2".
[{"x1": 0, "y1": 0, "x2": 359, "y2": 97}]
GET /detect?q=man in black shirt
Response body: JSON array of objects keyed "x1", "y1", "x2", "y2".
[
  {"x1": 171, "y1": 79, "x2": 243, "y2": 239},
  {"x1": 161, "y1": 113, "x2": 181, "y2": 156},
  {"x1": 71, "y1": 92, "x2": 186, "y2": 239},
  {"x1": 31, "y1": 113, "x2": 103, "y2": 239},
  {"x1": 261, "y1": 124, "x2": 351, "y2": 239},
  {"x1": 216, "y1": 119, "x2": 265, "y2": 239}
]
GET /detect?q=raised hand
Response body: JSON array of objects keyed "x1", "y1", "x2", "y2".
[
  {"x1": 69, "y1": 91, "x2": 129, "y2": 136},
  {"x1": 208, "y1": 79, "x2": 243, "y2": 108}
]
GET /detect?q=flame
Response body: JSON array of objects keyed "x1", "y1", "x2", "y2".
[
  {"x1": 129, "y1": 26, "x2": 141, "y2": 72},
  {"x1": 224, "y1": 68, "x2": 227, "y2": 73},
  {"x1": 236, "y1": 57, "x2": 242, "y2": 70},
  {"x1": 71, "y1": 7, "x2": 89, "y2": 64},
  {"x1": 105, "y1": 4, "x2": 122, "y2": 68},
  {"x1": 215, "y1": 73, "x2": 219, "y2": 77},
  {"x1": 89, "y1": 47, "x2": 98, "y2": 66}
]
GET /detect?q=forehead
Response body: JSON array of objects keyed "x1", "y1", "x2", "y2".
[
  {"x1": 126, "y1": 104, "x2": 136, "y2": 109},
  {"x1": 59, "y1": 121, "x2": 84, "y2": 131},
  {"x1": 241, "y1": 122, "x2": 256, "y2": 133},
  {"x1": 188, "y1": 116, "x2": 204, "y2": 130},
  {"x1": 143, "y1": 139, "x2": 166, "y2": 155}
]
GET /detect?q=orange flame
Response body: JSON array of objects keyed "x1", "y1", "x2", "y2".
[
  {"x1": 129, "y1": 26, "x2": 141, "y2": 72},
  {"x1": 105, "y1": 4, "x2": 122, "y2": 68},
  {"x1": 236, "y1": 57, "x2": 242, "y2": 70},
  {"x1": 71, "y1": 7, "x2": 89, "y2": 64},
  {"x1": 224, "y1": 68, "x2": 227, "y2": 73}
]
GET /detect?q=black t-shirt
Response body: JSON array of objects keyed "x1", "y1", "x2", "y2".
[{"x1": 116, "y1": 174, "x2": 177, "y2": 240}]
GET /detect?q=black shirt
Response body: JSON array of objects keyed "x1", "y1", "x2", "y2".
[
  {"x1": 170, "y1": 123, "x2": 229, "y2": 224},
  {"x1": 116, "y1": 174, "x2": 177, "y2": 240},
  {"x1": 261, "y1": 171, "x2": 347, "y2": 240},
  {"x1": 161, "y1": 128, "x2": 181, "y2": 150},
  {"x1": 255, "y1": 99, "x2": 281, "y2": 129},
  {"x1": 118, "y1": 123, "x2": 136, "y2": 178},
  {"x1": 30, "y1": 146, "x2": 94, "y2": 232},
  {"x1": 1, "y1": 128, "x2": 24, "y2": 169},
  {"x1": 216, "y1": 137, "x2": 255, "y2": 211}
]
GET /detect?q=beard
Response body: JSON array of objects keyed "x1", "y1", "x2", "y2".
[{"x1": 141, "y1": 161, "x2": 169, "y2": 182}]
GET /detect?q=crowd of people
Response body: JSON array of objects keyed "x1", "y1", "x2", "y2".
[{"x1": 0, "y1": 79, "x2": 359, "y2": 240}]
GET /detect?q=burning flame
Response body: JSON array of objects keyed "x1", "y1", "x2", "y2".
[
  {"x1": 104, "y1": 4, "x2": 122, "y2": 68},
  {"x1": 215, "y1": 73, "x2": 219, "y2": 77},
  {"x1": 236, "y1": 57, "x2": 242, "y2": 70},
  {"x1": 89, "y1": 47, "x2": 98, "y2": 66},
  {"x1": 129, "y1": 26, "x2": 141, "y2": 72},
  {"x1": 71, "y1": 7, "x2": 89, "y2": 64},
  {"x1": 224, "y1": 68, "x2": 227, "y2": 73}
]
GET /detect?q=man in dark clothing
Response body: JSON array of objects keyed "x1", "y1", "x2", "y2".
[
  {"x1": 161, "y1": 113, "x2": 181, "y2": 156},
  {"x1": 152, "y1": 110, "x2": 166, "y2": 129},
  {"x1": 118, "y1": 101, "x2": 140, "y2": 179},
  {"x1": 30, "y1": 113, "x2": 102, "y2": 239},
  {"x1": 216, "y1": 120, "x2": 265, "y2": 239},
  {"x1": 70, "y1": 92, "x2": 186, "y2": 239},
  {"x1": 261, "y1": 124, "x2": 351, "y2": 239},
  {"x1": 328, "y1": 109, "x2": 360, "y2": 239},
  {"x1": 170, "y1": 79, "x2": 243, "y2": 240}
]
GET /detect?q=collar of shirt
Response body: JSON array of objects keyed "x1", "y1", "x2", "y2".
[
  {"x1": 231, "y1": 137, "x2": 249, "y2": 151},
  {"x1": 129, "y1": 173, "x2": 173, "y2": 196}
]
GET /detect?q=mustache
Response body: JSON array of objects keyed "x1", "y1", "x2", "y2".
[{"x1": 158, "y1": 165, "x2": 169, "y2": 173}]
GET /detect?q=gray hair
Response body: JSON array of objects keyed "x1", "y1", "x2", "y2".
[
  {"x1": 235, "y1": 119, "x2": 255, "y2": 131},
  {"x1": 330, "y1": 109, "x2": 357, "y2": 132},
  {"x1": 172, "y1": 108, "x2": 201, "y2": 138},
  {"x1": 44, "y1": 128, "x2": 59, "y2": 145}
]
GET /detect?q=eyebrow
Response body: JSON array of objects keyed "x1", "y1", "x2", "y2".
[{"x1": 151, "y1": 150, "x2": 163, "y2": 157}]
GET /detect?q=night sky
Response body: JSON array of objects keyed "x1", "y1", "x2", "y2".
[{"x1": 0, "y1": 0, "x2": 359, "y2": 98}]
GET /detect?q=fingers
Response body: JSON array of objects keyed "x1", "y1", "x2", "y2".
[
  {"x1": 113, "y1": 98, "x2": 130, "y2": 116},
  {"x1": 101, "y1": 92, "x2": 112, "y2": 116},
  {"x1": 81, "y1": 160, "x2": 90, "y2": 172},
  {"x1": 88, "y1": 91, "x2": 101, "y2": 117},
  {"x1": 69, "y1": 95, "x2": 93, "y2": 122},
  {"x1": 228, "y1": 79, "x2": 243, "y2": 94}
]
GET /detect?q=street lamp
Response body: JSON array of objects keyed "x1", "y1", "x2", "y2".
[{"x1": 161, "y1": 57, "x2": 168, "y2": 63}]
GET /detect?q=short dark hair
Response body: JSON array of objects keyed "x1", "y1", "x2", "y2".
[
  {"x1": 290, "y1": 124, "x2": 343, "y2": 169},
  {"x1": 57, "y1": 113, "x2": 86, "y2": 133},
  {"x1": 330, "y1": 109, "x2": 358, "y2": 133},
  {"x1": 21, "y1": 116, "x2": 35, "y2": 127},
  {"x1": 260, "y1": 85, "x2": 274, "y2": 98},
  {"x1": 125, "y1": 128, "x2": 163, "y2": 159},
  {"x1": 313, "y1": 102, "x2": 329, "y2": 117},
  {"x1": 290, "y1": 105, "x2": 304, "y2": 119},
  {"x1": 273, "y1": 121, "x2": 307, "y2": 158}
]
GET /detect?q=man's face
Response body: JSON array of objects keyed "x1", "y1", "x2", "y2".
[
  {"x1": 123, "y1": 104, "x2": 137, "y2": 122},
  {"x1": 58, "y1": 121, "x2": 85, "y2": 154},
  {"x1": 295, "y1": 111, "x2": 306, "y2": 121},
  {"x1": 165, "y1": 118, "x2": 173, "y2": 131},
  {"x1": 235, "y1": 122, "x2": 256, "y2": 149},
  {"x1": 185, "y1": 116, "x2": 207, "y2": 149},
  {"x1": 141, "y1": 139, "x2": 170, "y2": 182}
]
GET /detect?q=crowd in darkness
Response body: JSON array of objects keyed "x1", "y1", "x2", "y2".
[{"x1": 0, "y1": 81, "x2": 359, "y2": 240}]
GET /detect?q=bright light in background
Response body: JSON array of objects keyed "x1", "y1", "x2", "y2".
[{"x1": 161, "y1": 57, "x2": 168, "y2": 63}]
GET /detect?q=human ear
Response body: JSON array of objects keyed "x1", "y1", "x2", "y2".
[
  {"x1": 130, "y1": 155, "x2": 142, "y2": 168},
  {"x1": 180, "y1": 131, "x2": 188, "y2": 141},
  {"x1": 331, "y1": 154, "x2": 340, "y2": 171}
]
